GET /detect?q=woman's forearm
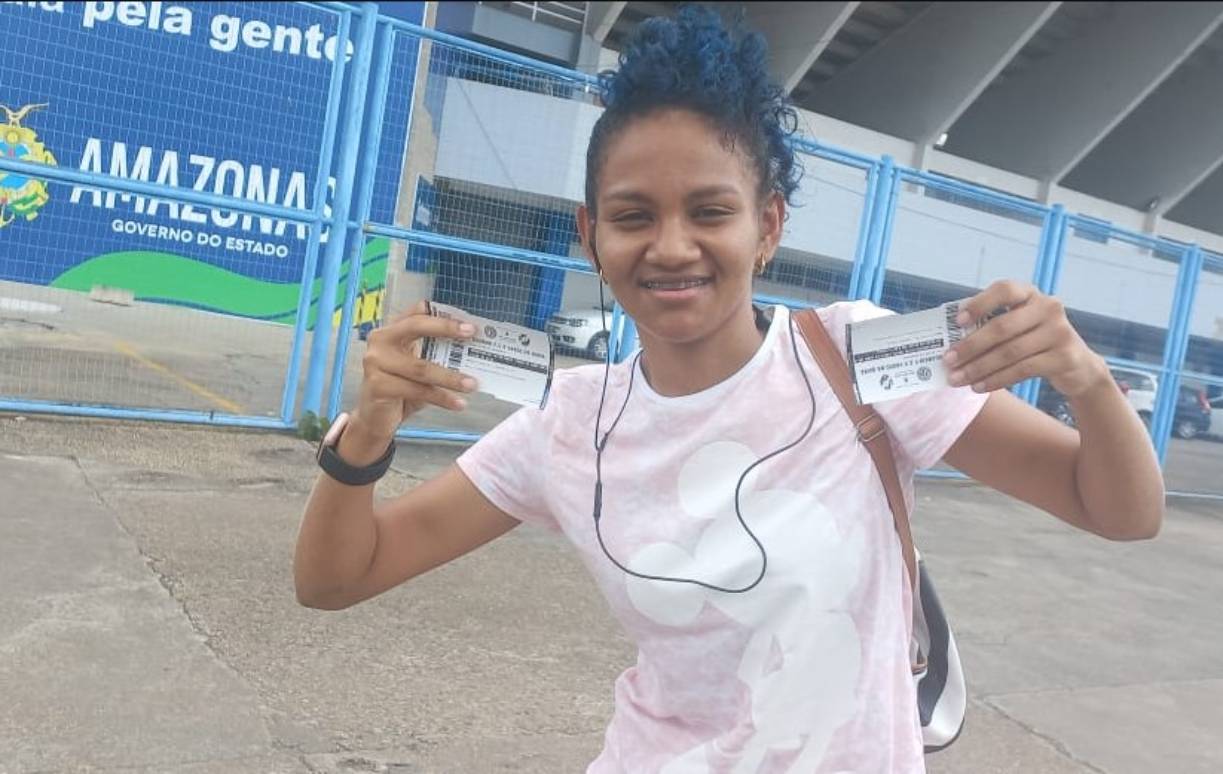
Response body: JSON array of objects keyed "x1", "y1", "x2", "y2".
[
  {"x1": 1067, "y1": 363, "x2": 1165, "y2": 540},
  {"x1": 293, "y1": 420, "x2": 391, "y2": 607}
]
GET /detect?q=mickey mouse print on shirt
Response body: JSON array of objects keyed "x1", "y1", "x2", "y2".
[{"x1": 625, "y1": 441, "x2": 866, "y2": 774}]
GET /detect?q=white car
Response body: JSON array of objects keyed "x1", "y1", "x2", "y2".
[
  {"x1": 1039, "y1": 365, "x2": 1159, "y2": 428},
  {"x1": 546, "y1": 305, "x2": 612, "y2": 360},
  {"x1": 1109, "y1": 366, "x2": 1159, "y2": 427},
  {"x1": 1211, "y1": 395, "x2": 1223, "y2": 437}
]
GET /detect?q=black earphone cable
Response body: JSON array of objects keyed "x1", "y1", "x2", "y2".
[{"x1": 591, "y1": 283, "x2": 819, "y2": 594}]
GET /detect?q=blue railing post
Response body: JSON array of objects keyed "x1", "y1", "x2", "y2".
[
  {"x1": 608, "y1": 303, "x2": 624, "y2": 363},
  {"x1": 1046, "y1": 205, "x2": 1069, "y2": 299},
  {"x1": 328, "y1": 21, "x2": 397, "y2": 421},
  {"x1": 1046, "y1": 204, "x2": 1070, "y2": 411},
  {"x1": 280, "y1": 7, "x2": 353, "y2": 426},
  {"x1": 302, "y1": 3, "x2": 379, "y2": 421},
  {"x1": 868, "y1": 167, "x2": 902, "y2": 304},
  {"x1": 1018, "y1": 204, "x2": 1062, "y2": 406},
  {"x1": 850, "y1": 156, "x2": 895, "y2": 301},
  {"x1": 617, "y1": 316, "x2": 639, "y2": 362},
  {"x1": 1152, "y1": 245, "x2": 1204, "y2": 463},
  {"x1": 847, "y1": 162, "x2": 880, "y2": 300},
  {"x1": 1033, "y1": 208, "x2": 1055, "y2": 294}
]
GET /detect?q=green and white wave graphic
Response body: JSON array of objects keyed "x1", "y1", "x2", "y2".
[{"x1": 50, "y1": 239, "x2": 390, "y2": 329}]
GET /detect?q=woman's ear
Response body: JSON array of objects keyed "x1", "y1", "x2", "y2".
[
  {"x1": 759, "y1": 192, "x2": 785, "y2": 261},
  {"x1": 576, "y1": 204, "x2": 601, "y2": 273}
]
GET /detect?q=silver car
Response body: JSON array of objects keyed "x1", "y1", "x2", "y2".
[{"x1": 546, "y1": 306, "x2": 612, "y2": 360}]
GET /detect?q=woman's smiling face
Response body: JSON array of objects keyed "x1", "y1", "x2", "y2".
[{"x1": 578, "y1": 108, "x2": 783, "y2": 349}]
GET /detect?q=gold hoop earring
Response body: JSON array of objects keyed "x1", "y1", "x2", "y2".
[{"x1": 755, "y1": 256, "x2": 767, "y2": 276}]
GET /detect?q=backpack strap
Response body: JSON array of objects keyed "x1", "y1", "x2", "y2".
[{"x1": 793, "y1": 308, "x2": 918, "y2": 592}]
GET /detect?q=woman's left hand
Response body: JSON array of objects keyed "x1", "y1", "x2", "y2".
[{"x1": 944, "y1": 280, "x2": 1110, "y2": 399}]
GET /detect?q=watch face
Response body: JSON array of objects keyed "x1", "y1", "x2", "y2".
[{"x1": 320, "y1": 412, "x2": 350, "y2": 452}]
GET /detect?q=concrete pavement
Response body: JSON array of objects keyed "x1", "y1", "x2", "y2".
[{"x1": 1, "y1": 412, "x2": 1221, "y2": 773}]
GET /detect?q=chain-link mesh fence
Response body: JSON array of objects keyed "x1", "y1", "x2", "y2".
[
  {"x1": 347, "y1": 29, "x2": 603, "y2": 437},
  {"x1": 756, "y1": 153, "x2": 865, "y2": 307},
  {"x1": 1164, "y1": 253, "x2": 1223, "y2": 495},
  {"x1": 0, "y1": 1, "x2": 350, "y2": 421},
  {"x1": 1053, "y1": 225, "x2": 1180, "y2": 445},
  {"x1": 373, "y1": 33, "x2": 599, "y2": 328},
  {"x1": 878, "y1": 176, "x2": 1045, "y2": 313}
]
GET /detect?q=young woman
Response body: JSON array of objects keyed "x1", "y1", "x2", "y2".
[{"x1": 295, "y1": 7, "x2": 1163, "y2": 772}]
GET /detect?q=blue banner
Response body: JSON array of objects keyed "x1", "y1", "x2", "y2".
[{"x1": 0, "y1": 1, "x2": 423, "y2": 322}]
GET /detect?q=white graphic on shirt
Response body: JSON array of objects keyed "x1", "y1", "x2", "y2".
[{"x1": 625, "y1": 442, "x2": 864, "y2": 773}]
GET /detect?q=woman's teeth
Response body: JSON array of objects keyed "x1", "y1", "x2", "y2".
[{"x1": 644, "y1": 278, "x2": 710, "y2": 290}]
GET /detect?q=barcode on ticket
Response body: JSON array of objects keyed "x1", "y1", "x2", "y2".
[
  {"x1": 447, "y1": 345, "x2": 464, "y2": 370},
  {"x1": 945, "y1": 302, "x2": 964, "y2": 344}
]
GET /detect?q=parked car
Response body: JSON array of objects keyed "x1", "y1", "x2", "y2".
[
  {"x1": 546, "y1": 305, "x2": 612, "y2": 360},
  {"x1": 1109, "y1": 366, "x2": 1159, "y2": 428},
  {"x1": 1172, "y1": 385, "x2": 1212, "y2": 440},
  {"x1": 1036, "y1": 365, "x2": 1160, "y2": 429},
  {"x1": 1035, "y1": 381, "x2": 1077, "y2": 426},
  {"x1": 1209, "y1": 395, "x2": 1223, "y2": 438}
]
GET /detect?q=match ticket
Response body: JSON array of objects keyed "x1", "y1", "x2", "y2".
[
  {"x1": 420, "y1": 302, "x2": 554, "y2": 409},
  {"x1": 846, "y1": 300, "x2": 987, "y2": 405}
]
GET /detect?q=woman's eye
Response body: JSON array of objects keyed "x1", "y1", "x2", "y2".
[
  {"x1": 696, "y1": 208, "x2": 733, "y2": 220},
  {"x1": 612, "y1": 212, "x2": 649, "y2": 225}
]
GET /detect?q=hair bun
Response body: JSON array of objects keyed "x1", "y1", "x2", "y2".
[{"x1": 588, "y1": 4, "x2": 803, "y2": 209}]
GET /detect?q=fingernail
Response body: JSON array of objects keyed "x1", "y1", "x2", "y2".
[
  {"x1": 461, "y1": 376, "x2": 478, "y2": 391},
  {"x1": 943, "y1": 350, "x2": 958, "y2": 366},
  {"x1": 972, "y1": 383, "x2": 985, "y2": 393},
  {"x1": 948, "y1": 371, "x2": 964, "y2": 386},
  {"x1": 459, "y1": 323, "x2": 476, "y2": 336},
  {"x1": 956, "y1": 311, "x2": 971, "y2": 326},
  {"x1": 454, "y1": 397, "x2": 467, "y2": 410}
]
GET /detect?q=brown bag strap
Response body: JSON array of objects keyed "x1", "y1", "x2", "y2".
[{"x1": 794, "y1": 308, "x2": 918, "y2": 591}]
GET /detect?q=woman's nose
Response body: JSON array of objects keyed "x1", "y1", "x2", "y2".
[{"x1": 645, "y1": 217, "x2": 700, "y2": 266}]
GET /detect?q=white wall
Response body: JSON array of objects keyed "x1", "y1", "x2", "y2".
[
  {"x1": 1191, "y1": 264, "x2": 1223, "y2": 342},
  {"x1": 559, "y1": 270, "x2": 604, "y2": 312},
  {"x1": 885, "y1": 191, "x2": 1042, "y2": 293},
  {"x1": 435, "y1": 79, "x2": 600, "y2": 203},
  {"x1": 784, "y1": 156, "x2": 864, "y2": 261},
  {"x1": 431, "y1": 77, "x2": 1223, "y2": 340}
]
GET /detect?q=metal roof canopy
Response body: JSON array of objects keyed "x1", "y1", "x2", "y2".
[{"x1": 592, "y1": 1, "x2": 1223, "y2": 237}]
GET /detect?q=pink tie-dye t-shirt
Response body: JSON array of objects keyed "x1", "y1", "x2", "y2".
[{"x1": 457, "y1": 301, "x2": 989, "y2": 774}]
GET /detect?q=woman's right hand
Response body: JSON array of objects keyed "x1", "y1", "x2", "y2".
[{"x1": 350, "y1": 300, "x2": 479, "y2": 442}]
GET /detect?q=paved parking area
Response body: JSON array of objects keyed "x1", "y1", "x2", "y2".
[
  {"x1": 0, "y1": 281, "x2": 591, "y2": 436},
  {"x1": 2, "y1": 413, "x2": 1221, "y2": 773}
]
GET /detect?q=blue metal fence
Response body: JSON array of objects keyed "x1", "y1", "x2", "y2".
[
  {"x1": 2, "y1": 2, "x2": 1218, "y2": 494},
  {"x1": 0, "y1": 1, "x2": 360, "y2": 429},
  {"x1": 332, "y1": 10, "x2": 1215, "y2": 492}
]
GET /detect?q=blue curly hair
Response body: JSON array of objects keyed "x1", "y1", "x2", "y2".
[{"x1": 584, "y1": 4, "x2": 802, "y2": 217}]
